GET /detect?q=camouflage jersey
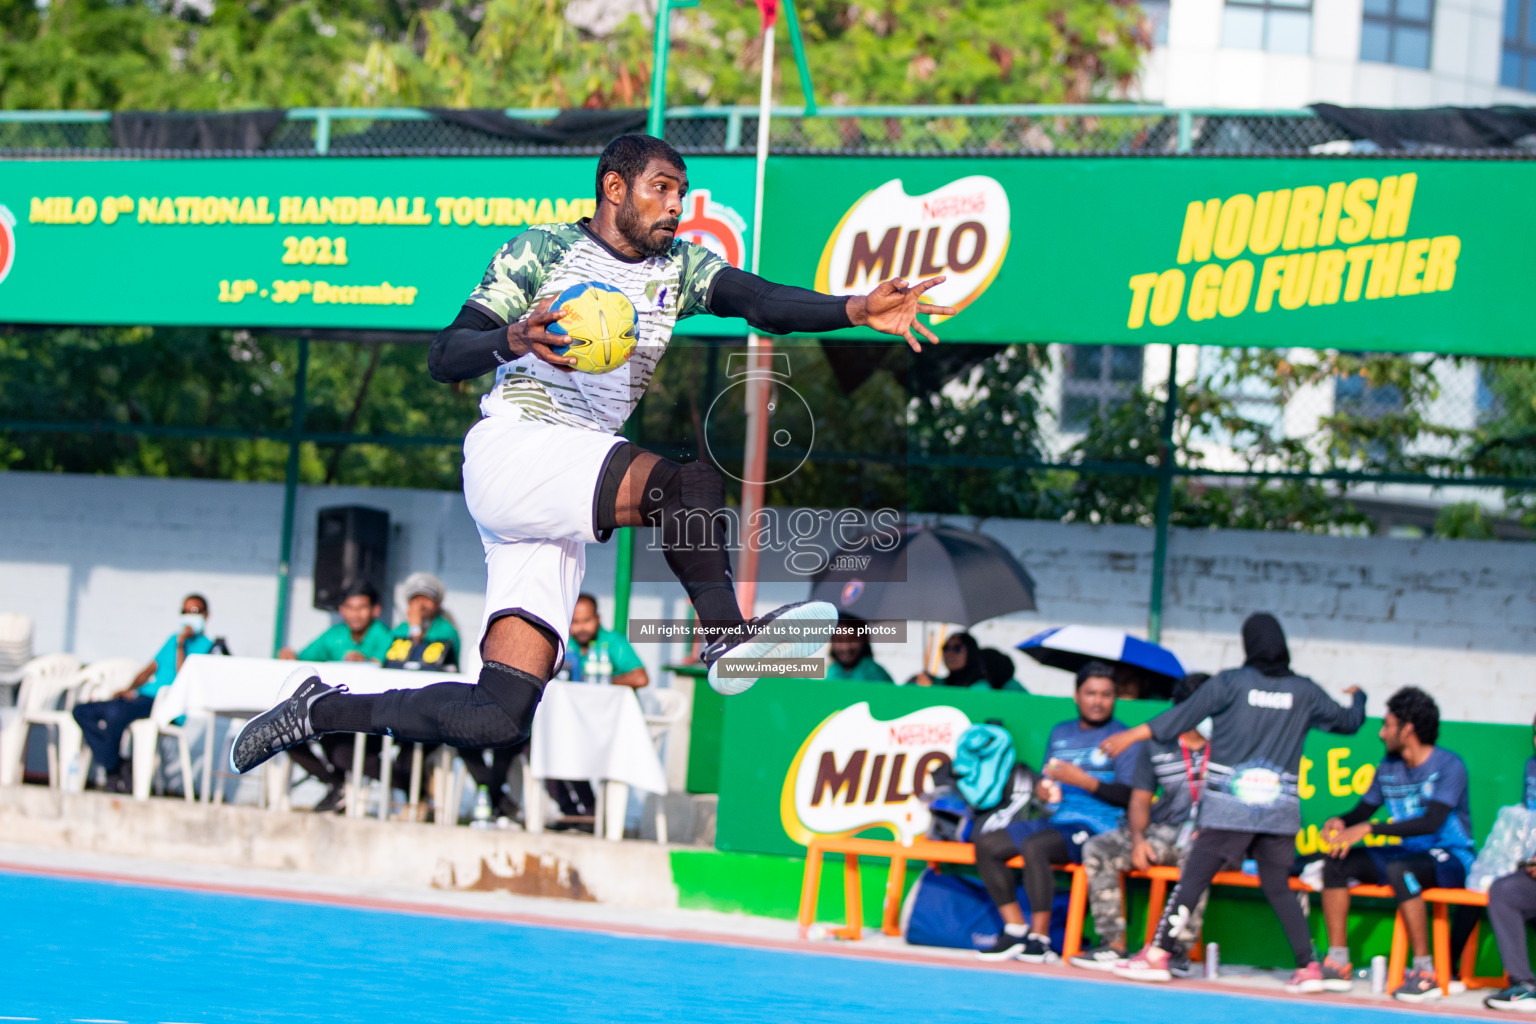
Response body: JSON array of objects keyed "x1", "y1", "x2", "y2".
[{"x1": 466, "y1": 219, "x2": 729, "y2": 434}]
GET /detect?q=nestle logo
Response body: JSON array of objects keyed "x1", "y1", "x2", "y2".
[
  {"x1": 1247, "y1": 689, "x2": 1294, "y2": 710},
  {"x1": 922, "y1": 193, "x2": 987, "y2": 220},
  {"x1": 888, "y1": 723, "x2": 954, "y2": 747}
]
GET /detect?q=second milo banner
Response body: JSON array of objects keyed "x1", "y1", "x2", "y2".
[
  {"x1": 762, "y1": 156, "x2": 1536, "y2": 357},
  {"x1": 715, "y1": 678, "x2": 1531, "y2": 861}
]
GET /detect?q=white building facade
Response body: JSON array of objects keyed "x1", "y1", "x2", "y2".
[{"x1": 1136, "y1": 0, "x2": 1536, "y2": 108}]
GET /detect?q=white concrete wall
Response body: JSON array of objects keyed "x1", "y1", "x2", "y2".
[
  {"x1": 2, "y1": 471, "x2": 1532, "y2": 723},
  {"x1": 1138, "y1": 0, "x2": 1536, "y2": 107}
]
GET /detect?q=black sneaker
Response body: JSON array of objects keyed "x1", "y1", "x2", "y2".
[
  {"x1": 1069, "y1": 944, "x2": 1128, "y2": 972},
  {"x1": 976, "y1": 931, "x2": 1029, "y2": 962},
  {"x1": 1487, "y1": 983, "x2": 1536, "y2": 1012},
  {"x1": 702, "y1": 601, "x2": 836, "y2": 696},
  {"x1": 311, "y1": 782, "x2": 346, "y2": 814},
  {"x1": 1392, "y1": 966, "x2": 1442, "y2": 1003},
  {"x1": 1017, "y1": 934, "x2": 1059, "y2": 964},
  {"x1": 1167, "y1": 950, "x2": 1195, "y2": 978},
  {"x1": 229, "y1": 669, "x2": 345, "y2": 774}
]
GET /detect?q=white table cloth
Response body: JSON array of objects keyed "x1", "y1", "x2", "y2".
[{"x1": 147, "y1": 657, "x2": 668, "y2": 832}]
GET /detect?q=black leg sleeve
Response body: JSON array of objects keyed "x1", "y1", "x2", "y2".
[
  {"x1": 1384, "y1": 853, "x2": 1440, "y2": 904},
  {"x1": 975, "y1": 828, "x2": 1024, "y2": 909},
  {"x1": 1155, "y1": 829, "x2": 1248, "y2": 953},
  {"x1": 311, "y1": 662, "x2": 544, "y2": 748},
  {"x1": 1020, "y1": 828, "x2": 1072, "y2": 915},
  {"x1": 1252, "y1": 832, "x2": 1316, "y2": 967}
]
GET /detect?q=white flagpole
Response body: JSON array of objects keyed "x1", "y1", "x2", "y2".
[{"x1": 736, "y1": 12, "x2": 776, "y2": 619}]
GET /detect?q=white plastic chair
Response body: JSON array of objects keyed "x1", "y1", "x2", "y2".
[
  {"x1": 0, "y1": 654, "x2": 82, "y2": 786},
  {"x1": 0, "y1": 614, "x2": 33, "y2": 694},
  {"x1": 641, "y1": 687, "x2": 689, "y2": 845},
  {"x1": 127, "y1": 689, "x2": 205, "y2": 802},
  {"x1": 46, "y1": 657, "x2": 141, "y2": 791}
]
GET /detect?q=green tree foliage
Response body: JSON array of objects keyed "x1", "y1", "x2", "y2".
[{"x1": 1, "y1": 0, "x2": 1151, "y2": 111}]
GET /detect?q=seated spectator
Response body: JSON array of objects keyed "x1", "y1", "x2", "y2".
[
  {"x1": 567, "y1": 594, "x2": 647, "y2": 688},
  {"x1": 1070, "y1": 672, "x2": 1210, "y2": 974},
  {"x1": 74, "y1": 593, "x2": 215, "y2": 793},
  {"x1": 383, "y1": 572, "x2": 460, "y2": 670},
  {"x1": 1113, "y1": 665, "x2": 1154, "y2": 701},
  {"x1": 278, "y1": 582, "x2": 390, "y2": 663},
  {"x1": 976, "y1": 662, "x2": 1137, "y2": 963},
  {"x1": 1483, "y1": 719, "x2": 1536, "y2": 1011},
  {"x1": 911, "y1": 632, "x2": 984, "y2": 688},
  {"x1": 1319, "y1": 686, "x2": 1474, "y2": 1002},
  {"x1": 825, "y1": 618, "x2": 893, "y2": 682},
  {"x1": 542, "y1": 595, "x2": 648, "y2": 831},
  {"x1": 973, "y1": 649, "x2": 1025, "y2": 692}
]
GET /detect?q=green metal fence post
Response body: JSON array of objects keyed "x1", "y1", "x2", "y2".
[
  {"x1": 272, "y1": 337, "x2": 310, "y2": 655},
  {"x1": 1148, "y1": 344, "x2": 1179, "y2": 644}
]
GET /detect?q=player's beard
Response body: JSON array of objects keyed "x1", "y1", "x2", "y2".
[{"x1": 617, "y1": 193, "x2": 678, "y2": 259}]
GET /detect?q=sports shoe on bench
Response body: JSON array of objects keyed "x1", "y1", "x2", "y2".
[
  {"x1": 1114, "y1": 948, "x2": 1173, "y2": 983},
  {"x1": 976, "y1": 930, "x2": 1028, "y2": 962},
  {"x1": 1393, "y1": 966, "x2": 1443, "y2": 1003},
  {"x1": 229, "y1": 668, "x2": 345, "y2": 774},
  {"x1": 1286, "y1": 961, "x2": 1326, "y2": 994},
  {"x1": 1320, "y1": 954, "x2": 1355, "y2": 992},
  {"x1": 1068, "y1": 944, "x2": 1128, "y2": 972},
  {"x1": 702, "y1": 601, "x2": 837, "y2": 696},
  {"x1": 1486, "y1": 982, "x2": 1536, "y2": 1011}
]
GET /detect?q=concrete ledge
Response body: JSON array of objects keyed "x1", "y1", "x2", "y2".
[{"x1": 0, "y1": 784, "x2": 679, "y2": 909}]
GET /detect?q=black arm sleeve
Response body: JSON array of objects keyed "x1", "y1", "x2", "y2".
[
  {"x1": 1370, "y1": 801, "x2": 1453, "y2": 838},
  {"x1": 705, "y1": 268, "x2": 854, "y2": 335},
  {"x1": 1096, "y1": 782, "x2": 1133, "y2": 809},
  {"x1": 1340, "y1": 799, "x2": 1383, "y2": 827},
  {"x1": 428, "y1": 304, "x2": 512, "y2": 383}
]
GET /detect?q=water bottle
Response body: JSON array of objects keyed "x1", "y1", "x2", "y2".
[
  {"x1": 65, "y1": 756, "x2": 81, "y2": 794},
  {"x1": 1204, "y1": 942, "x2": 1220, "y2": 979},
  {"x1": 470, "y1": 785, "x2": 493, "y2": 829},
  {"x1": 596, "y1": 643, "x2": 612, "y2": 686}
]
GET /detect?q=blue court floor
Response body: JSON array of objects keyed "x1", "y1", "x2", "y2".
[{"x1": 0, "y1": 869, "x2": 1487, "y2": 1024}]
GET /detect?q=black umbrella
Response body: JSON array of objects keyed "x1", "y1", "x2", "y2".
[{"x1": 807, "y1": 525, "x2": 1036, "y2": 627}]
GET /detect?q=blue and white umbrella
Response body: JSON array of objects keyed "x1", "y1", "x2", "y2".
[{"x1": 1016, "y1": 625, "x2": 1186, "y2": 689}]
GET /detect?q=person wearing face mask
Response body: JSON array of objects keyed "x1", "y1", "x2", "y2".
[
  {"x1": 74, "y1": 594, "x2": 216, "y2": 793},
  {"x1": 1102, "y1": 612, "x2": 1366, "y2": 991},
  {"x1": 1070, "y1": 672, "x2": 1212, "y2": 975},
  {"x1": 975, "y1": 662, "x2": 1138, "y2": 964},
  {"x1": 911, "y1": 632, "x2": 985, "y2": 688}
]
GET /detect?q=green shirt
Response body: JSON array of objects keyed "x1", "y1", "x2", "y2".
[
  {"x1": 571, "y1": 626, "x2": 644, "y2": 682},
  {"x1": 297, "y1": 621, "x2": 392, "y2": 663},
  {"x1": 825, "y1": 656, "x2": 894, "y2": 682},
  {"x1": 390, "y1": 617, "x2": 461, "y2": 647}
]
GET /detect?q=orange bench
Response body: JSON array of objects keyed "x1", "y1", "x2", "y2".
[
  {"x1": 796, "y1": 834, "x2": 1090, "y2": 953},
  {"x1": 796, "y1": 835, "x2": 1506, "y2": 993},
  {"x1": 1136, "y1": 866, "x2": 1504, "y2": 995}
]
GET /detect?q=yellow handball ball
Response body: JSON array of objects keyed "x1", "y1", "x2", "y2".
[{"x1": 546, "y1": 281, "x2": 639, "y2": 374}]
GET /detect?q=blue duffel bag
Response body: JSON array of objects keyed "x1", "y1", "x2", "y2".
[{"x1": 900, "y1": 867, "x2": 1072, "y2": 952}]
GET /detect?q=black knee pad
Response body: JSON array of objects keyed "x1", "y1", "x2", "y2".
[{"x1": 478, "y1": 661, "x2": 545, "y2": 745}]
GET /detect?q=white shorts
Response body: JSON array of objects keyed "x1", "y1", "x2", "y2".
[{"x1": 462, "y1": 415, "x2": 626, "y2": 663}]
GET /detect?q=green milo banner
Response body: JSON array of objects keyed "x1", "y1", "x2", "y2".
[
  {"x1": 715, "y1": 678, "x2": 1532, "y2": 860},
  {"x1": 0, "y1": 156, "x2": 754, "y2": 333},
  {"x1": 761, "y1": 156, "x2": 1536, "y2": 356}
]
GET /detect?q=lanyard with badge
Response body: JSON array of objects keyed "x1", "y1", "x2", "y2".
[{"x1": 1176, "y1": 735, "x2": 1208, "y2": 849}]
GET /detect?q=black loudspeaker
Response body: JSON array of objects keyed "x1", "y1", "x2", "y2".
[{"x1": 313, "y1": 506, "x2": 390, "y2": 611}]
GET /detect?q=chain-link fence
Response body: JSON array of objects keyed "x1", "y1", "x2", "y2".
[{"x1": 1, "y1": 105, "x2": 1505, "y2": 159}]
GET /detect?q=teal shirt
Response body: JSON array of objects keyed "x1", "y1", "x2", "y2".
[
  {"x1": 970, "y1": 678, "x2": 1027, "y2": 693},
  {"x1": 145, "y1": 632, "x2": 215, "y2": 697},
  {"x1": 826, "y1": 656, "x2": 894, "y2": 682},
  {"x1": 571, "y1": 626, "x2": 644, "y2": 681},
  {"x1": 299, "y1": 621, "x2": 392, "y2": 663}
]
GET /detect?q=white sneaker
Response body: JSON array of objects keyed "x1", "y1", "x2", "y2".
[{"x1": 702, "y1": 601, "x2": 837, "y2": 695}]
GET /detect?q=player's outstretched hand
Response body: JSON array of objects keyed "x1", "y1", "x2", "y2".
[
  {"x1": 851, "y1": 276, "x2": 959, "y2": 352},
  {"x1": 508, "y1": 298, "x2": 578, "y2": 370}
]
